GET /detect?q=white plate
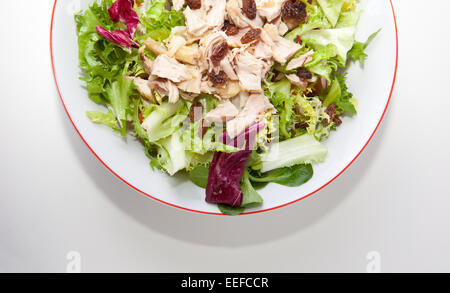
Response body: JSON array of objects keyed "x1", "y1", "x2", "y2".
[{"x1": 51, "y1": 0, "x2": 398, "y2": 215}]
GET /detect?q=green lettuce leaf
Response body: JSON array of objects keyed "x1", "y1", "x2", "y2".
[
  {"x1": 348, "y1": 29, "x2": 381, "y2": 66},
  {"x1": 249, "y1": 164, "x2": 313, "y2": 187},
  {"x1": 260, "y1": 134, "x2": 328, "y2": 173},
  {"x1": 324, "y1": 74, "x2": 357, "y2": 115},
  {"x1": 302, "y1": 26, "x2": 357, "y2": 65},
  {"x1": 317, "y1": 0, "x2": 345, "y2": 27},
  {"x1": 264, "y1": 78, "x2": 293, "y2": 139},
  {"x1": 106, "y1": 77, "x2": 135, "y2": 136},
  {"x1": 137, "y1": 0, "x2": 185, "y2": 41},
  {"x1": 86, "y1": 110, "x2": 118, "y2": 130},
  {"x1": 304, "y1": 44, "x2": 339, "y2": 82}
]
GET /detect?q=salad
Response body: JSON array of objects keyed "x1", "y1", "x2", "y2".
[{"x1": 76, "y1": 0, "x2": 378, "y2": 215}]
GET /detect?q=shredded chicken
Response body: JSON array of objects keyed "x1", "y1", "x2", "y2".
[
  {"x1": 263, "y1": 23, "x2": 301, "y2": 64},
  {"x1": 149, "y1": 79, "x2": 180, "y2": 104},
  {"x1": 131, "y1": 77, "x2": 153, "y2": 101},
  {"x1": 235, "y1": 50, "x2": 264, "y2": 92},
  {"x1": 204, "y1": 100, "x2": 240, "y2": 124},
  {"x1": 286, "y1": 50, "x2": 314, "y2": 71},
  {"x1": 139, "y1": 47, "x2": 153, "y2": 74},
  {"x1": 151, "y1": 55, "x2": 192, "y2": 83},
  {"x1": 204, "y1": 0, "x2": 227, "y2": 29},
  {"x1": 257, "y1": 0, "x2": 285, "y2": 22},
  {"x1": 226, "y1": 94, "x2": 276, "y2": 138},
  {"x1": 286, "y1": 74, "x2": 308, "y2": 89},
  {"x1": 184, "y1": 7, "x2": 210, "y2": 37},
  {"x1": 134, "y1": 0, "x2": 308, "y2": 137},
  {"x1": 177, "y1": 70, "x2": 202, "y2": 94},
  {"x1": 226, "y1": 0, "x2": 264, "y2": 29}
]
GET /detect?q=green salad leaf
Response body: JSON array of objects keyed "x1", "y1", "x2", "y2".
[
  {"x1": 348, "y1": 29, "x2": 381, "y2": 66},
  {"x1": 86, "y1": 110, "x2": 118, "y2": 130},
  {"x1": 218, "y1": 169, "x2": 263, "y2": 216},
  {"x1": 249, "y1": 164, "x2": 313, "y2": 187},
  {"x1": 137, "y1": 0, "x2": 185, "y2": 41},
  {"x1": 188, "y1": 166, "x2": 210, "y2": 189},
  {"x1": 317, "y1": 0, "x2": 345, "y2": 27}
]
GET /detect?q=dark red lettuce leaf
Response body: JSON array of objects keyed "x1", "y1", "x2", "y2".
[
  {"x1": 108, "y1": 0, "x2": 139, "y2": 37},
  {"x1": 206, "y1": 122, "x2": 265, "y2": 207},
  {"x1": 96, "y1": 0, "x2": 139, "y2": 49},
  {"x1": 96, "y1": 26, "x2": 139, "y2": 49}
]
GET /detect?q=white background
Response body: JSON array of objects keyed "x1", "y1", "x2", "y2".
[{"x1": 0, "y1": 0, "x2": 449, "y2": 273}]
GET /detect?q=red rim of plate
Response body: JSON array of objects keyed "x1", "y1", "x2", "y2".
[{"x1": 50, "y1": 0, "x2": 399, "y2": 216}]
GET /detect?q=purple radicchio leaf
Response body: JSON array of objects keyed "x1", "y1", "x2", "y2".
[
  {"x1": 205, "y1": 122, "x2": 265, "y2": 207},
  {"x1": 96, "y1": 26, "x2": 139, "y2": 49},
  {"x1": 107, "y1": 0, "x2": 139, "y2": 37}
]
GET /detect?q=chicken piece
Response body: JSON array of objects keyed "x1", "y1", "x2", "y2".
[
  {"x1": 144, "y1": 38, "x2": 168, "y2": 55},
  {"x1": 131, "y1": 77, "x2": 153, "y2": 101},
  {"x1": 204, "y1": 101, "x2": 239, "y2": 124},
  {"x1": 257, "y1": 0, "x2": 285, "y2": 22},
  {"x1": 200, "y1": 31, "x2": 229, "y2": 73},
  {"x1": 180, "y1": 91, "x2": 198, "y2": 101},
  {"x1": 226, "y1": 94, "x2": 275, "y2": 138},
  {"x1": 172, "y1": 0, "x2": 185, "y2": 11},
  {"x1": 204, "y1": 0, "x2": 227, "y2": 29},
  {"x1": 286, "y1": 50, "x2": 314, "y2": 71},
  {"x1": 270, "y1": 16, "x2": 289, "y2": 35},
  {"x1": 231, "y1": 91, "x2": 249, "y2": 110},
  {"x1": 139, "y1": 47, "x2": 153, "y2": 74},
  {"x1": 167, "y1": 35, "x2": 187, "y2": 58},
  {"x1": 220, "y1": 56, "x2": 239, "y2": 80},
  {"x1": 184, "y1": 7, "x2": 209, "y2": 37},
  {"x1": 200, "y1": 31, "x2": 239, "y2": 83},
  {"x1": 177, "y1": 70, "x2": 202, "y2": 94},
  {"x1": 214, "y1": 80, "x2": 241, "y2": 99},
  {"x1": 226, "y1": 28, "x2": 250, "y2": 48},
  {"x1": 263, "y1": 23, "x2": 301, "y2": 64},
  {"x1": 226, "y1": 0, "x2": 264, "y2": 29},
  {"x1": 286, "y1": 73, "x2": 308, "y2": 89},
  {"x1": 151, "y1": 55, "x2": 192, "y2": 83},
  {"x1": 235, "y1": 51, "x2": 264, "y2": 92},
  {"x1": 149, "y1": 79, "x2": 180, "y2": 104},
  {"x1": 253, "y1": 40, "x2": 273, "y2": 60}
]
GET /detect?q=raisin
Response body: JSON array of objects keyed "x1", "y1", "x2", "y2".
[
  {"x1": 325, "y1": 104, "x2": 337, "y2": 118},
  {"x1": 138, "y1": 110, "x2": 144, "y2": 124},
  {"x1": 242, "y1": 0, "x2": 257, "y2": 20},
  {"x1": 281, "y1": 0, "x2": 307, "y2": 23},
  {"x1": 324, "y1": 104, "x2": 342, "y2": 126},
  {"x1": 223, "y1": 21, "x2": 239, "y2": 36},
  {"x1": 297, "y1": 67, "x2": 313, "y2": 80},
  {"x1": 209, "y1": 71, "x2": 228, "y2": 86},
  {"x1": 333, "y1": 116, "x2": 342, "y2": 126},
  {"x1": 210, "y1": 41, "x2": 228, "y2": 66},
  {"x1": 306, "y1": 91, "x2": 318, "y2": 98},
  {"x1": 186, "y1": 0, "x2": 201, "y2": 10},
  {"x1": 189, "y1": 101, "x2": 204, "y2": 122},
  {"x1": 295, "y1": 122, "x2": 309, "y2": 129},
  {"x1": 241, "y1": 28, "x2": 261, "y2": 44}
]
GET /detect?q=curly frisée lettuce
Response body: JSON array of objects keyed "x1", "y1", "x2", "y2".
[{"x1": 75, "y1": 0, "x2": 378, "y2": 215}]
